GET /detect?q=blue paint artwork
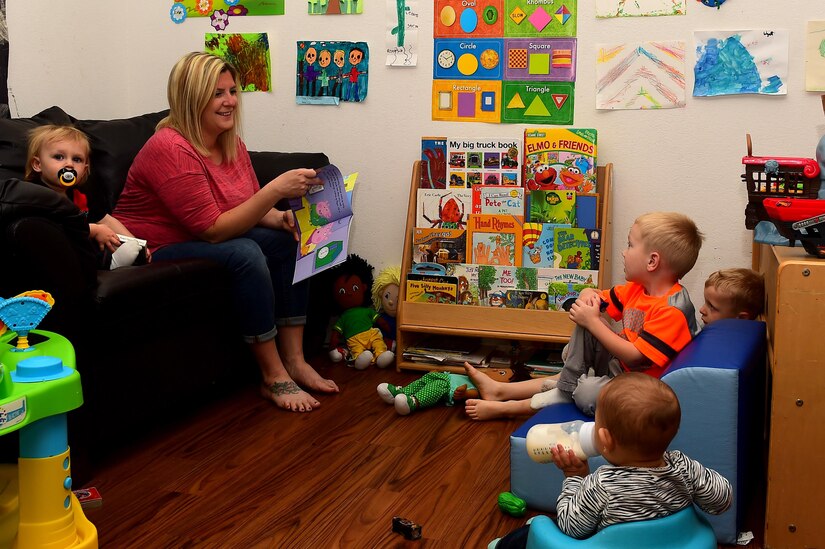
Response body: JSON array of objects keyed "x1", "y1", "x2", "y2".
[{"x1": 693, "y1": 32, "x2": 786, "y2": 96}]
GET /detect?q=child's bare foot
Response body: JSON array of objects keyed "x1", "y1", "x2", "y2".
[
  {"x1": 464, "y1": 362, "x2": 507, "y2": 401},
  {"x1": 465, "y1": 398, "x2": 534, "y2": 420},
  {"x1": 260, "y1": 379, "x2": 321, "y2": 412},
  {"x1": 465, "y1": 398, "x2": 510, "y2": 420},
  {"x1": 285, "y1": 359, "x2": 339, "y2": 393}
]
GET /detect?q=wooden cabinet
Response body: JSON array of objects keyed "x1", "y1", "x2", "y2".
[
  {"x1": 395, "y1": 160, "x2": 613, "y2": 373},
  {"x1": 755, "y1": 243, "x2": 825, "y2": 548}
]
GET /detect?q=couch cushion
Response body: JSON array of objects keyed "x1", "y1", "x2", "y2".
[
  {"x1": 0, "y1": 106, "x2": 77, "y2": 181},
  {"x1": 76, "y1": 110, "x2": 168, "y2": 220}
]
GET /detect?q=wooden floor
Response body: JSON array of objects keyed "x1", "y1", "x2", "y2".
[{"x1": 79, "y1": 360, "x2": 765, "y2": 548}]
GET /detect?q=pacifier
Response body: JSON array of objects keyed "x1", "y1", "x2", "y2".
[{"x1": 57, "y1": 167, "x2": 78, "y2": 187}]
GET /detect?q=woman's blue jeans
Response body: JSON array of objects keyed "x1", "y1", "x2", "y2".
[{"x1": 153, "y1": 227, "x2": 309, "y2": 343}]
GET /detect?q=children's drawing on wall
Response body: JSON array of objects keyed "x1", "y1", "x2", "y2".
[
  {"x1": 596, "y1": 41, "x2": 685, "y2": 110},
  {"x1": 694, "y1": 29, "x2": 788, "y2": 97},
  {"x1": 386, "y1": 0, "x2": 419, "y2": 66},
  {"x1": 805, "y1": 21, "x2": 825, "y2": 92},
  {"x1": 205, "y1": 33, "x2": 271, "y2": 92},
  {"x1": 297, "y1": 41, "x2": 369, "y2": 104},
  {"x1": 308, "y1": 0, "x2": 363, "y2": 14},
  {"x1": 170, "y1": 0, "x2": 284, "y2": 24},
  {"x1": 596, "y1": 0, "x2": 685, "y2": 18}
]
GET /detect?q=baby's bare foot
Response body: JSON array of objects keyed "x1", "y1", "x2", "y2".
[{"x1": 260, "y1": 380, "x2": 321, "y2": 412}]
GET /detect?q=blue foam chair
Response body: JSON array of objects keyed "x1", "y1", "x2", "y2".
[
  {"x1": 519, "y1": 508, "x2": 717, "y2": 549},
  {"x1": 509, "y1": 319, "x2": 767, "y2": 544}
]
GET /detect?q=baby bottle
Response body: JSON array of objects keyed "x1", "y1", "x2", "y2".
[{"x1": 525, "y1": 420, "x2": 599, "y2": 462}]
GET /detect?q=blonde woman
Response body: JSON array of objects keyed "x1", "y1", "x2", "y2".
[{"x1": 114, "y1": 52, "x2": 338, "y2": 412}]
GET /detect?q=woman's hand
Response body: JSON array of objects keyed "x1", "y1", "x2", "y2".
[
  {"x1": 266, "y1": 168, "x2": 323, "y2": 199},
  {"x1": 261, "y1": 208, "x2": 299, "y2": 241}
]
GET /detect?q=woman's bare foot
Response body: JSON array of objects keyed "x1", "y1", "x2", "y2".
[
  {"x1": 285, "y1": 359, "x2": 339, "y2": 393},
  {"x1": 260, "y1": 379, "x2": 321, "y2": 412},
  {"x1": 464, "y1": 362, "x2": 507, "y2": 401},
  {"x1": 465, "y1": 398, "x2": 533, "y2": 421}
]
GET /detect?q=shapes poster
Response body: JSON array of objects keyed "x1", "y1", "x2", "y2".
[
  {"x1": 432, "y1": 0, "x2": 577, "y2": 124},
  {"x1": 205, "y1": 33, "x2": 271, "y2": 92},
  {"x1": 596, "y1": 41, "x2": 685, "y2": 110},
  {"x1": 693, "y1": 30, "x2": 789, "y2": 97},
  {"x1": 595, "y1": 0, "x2": 684, "y2": 18},
  {"x1": 805, "y1": 21, "x2": 825, "y2": 92},
  {"x1": 309, "y1": 0, "x2": 363, "y2": 14},
  {"x1": 297, "y1": 41, "x2": 369, "y2": 104}
]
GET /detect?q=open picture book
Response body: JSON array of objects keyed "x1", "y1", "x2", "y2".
[{"x1": 289, "y1": 164, "x2": 357, "y2": 283}]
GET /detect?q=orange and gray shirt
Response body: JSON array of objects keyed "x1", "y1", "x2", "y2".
[{"x1": 600, "y1": 281, "x2": 698, "y2": 377}]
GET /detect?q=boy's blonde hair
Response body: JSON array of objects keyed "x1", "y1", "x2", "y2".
[
  {"x1": 25, "y1": 125, "x2": 91, "y2": 182},
  {"x1": 158, "y1": 52, "x2": 241, "y2": 162},
  {"x1": 634, "y1": 212, "x2": 704, "y2": 279},
  {"x1": 598, "y1": 372, "x2": 681, "y2": 459},
  {"x1": 705, "y1": 268, "x2": 765, "y2": 319}
]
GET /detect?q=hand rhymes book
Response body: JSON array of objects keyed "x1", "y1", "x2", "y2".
[
  {"x1": 466, "y1": 214, "x2": 523, "y2": 267},
  {"x1": 289, "y1": 164, "x2": 355, "y2": 283}
]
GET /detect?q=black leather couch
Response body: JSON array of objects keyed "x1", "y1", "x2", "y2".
[{"x1": 0, "y1": 107, "x2": 329, "y2": 476}]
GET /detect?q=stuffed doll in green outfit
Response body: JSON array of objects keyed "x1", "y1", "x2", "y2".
[
  {"x1": 328, "y1": 255, "x2": 395, "y2": 370},
  {"x1": 377, "y1": 368, "x2": 513, "y2": 415}
]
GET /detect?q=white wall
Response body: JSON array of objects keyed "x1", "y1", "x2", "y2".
[{"x1": 8, "y1": 0, "x2": 825, "y2": 304}]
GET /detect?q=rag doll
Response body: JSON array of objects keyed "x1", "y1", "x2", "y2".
[
  {"x1": 377, "y1": 368, "x2": 513, "y2": 415},
  {"x1": 371, "y1": 266, "x2": 401, "y2": 351},
  {"x1": 328, "y1": 255, "x2": 395, "y2": 370}
]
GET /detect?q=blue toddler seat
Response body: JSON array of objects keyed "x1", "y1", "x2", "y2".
[
  {"x1": 509, "y1": 319, "x2": 766, "y2": 544},
  {"x1": 518, "y1": 507, "x2": 716, "y2": 549}
]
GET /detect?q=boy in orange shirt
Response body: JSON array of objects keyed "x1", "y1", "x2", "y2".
[{"x1": 466, "y1": 212, "x2": 704, "y2": 419}]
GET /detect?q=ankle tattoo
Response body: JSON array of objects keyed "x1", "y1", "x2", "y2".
[{"x1": 269, "y1": 381, "x2": 301, "y2": 396}]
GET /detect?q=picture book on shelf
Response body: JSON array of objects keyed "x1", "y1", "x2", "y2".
[
  {"x1": 413, "y1": 228, "x2": 467, "y2": 265},
  {"x1": 405, "y1": 273, "x2": 458, "y2": 304},
  {"x1": 523, "y1": 128, "x2": 597, "y2": 194},
  {"x1": 522, "y1": 222, "x2": 571, "y2": 267},
  {"x1": 472, "y1": 185, "x2": 525, "y2": 218},
  {"x1": 416, "y1": 188, "x2": 472, "y2": 229},
  {"x1": 552, "y1": 227, "x2": 602, "y2": 271},
  {"x1": 528, "y1": 189, "x2": 576, "y2": 225},
  {"x1": 289, "y1": 164, "x2": 355, "y2": 283},
  {"x1": 420, "y1": 137, "x2": 447, "y2": 189},
  {"x1": 466, "y1": 214, "x2": 523, "y2": 266},
  {"x1": 446, "y1": 137, "x2": 522, "y2": 188},
  {"x1": 576, "y1": 193, "x2": 599, "y2": 229},
  {"x1": 505, "y1": 289, "x2": 550, "y2": 310}
]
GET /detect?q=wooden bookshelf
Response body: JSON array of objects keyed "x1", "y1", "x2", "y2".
[{"x1": 396, "y1": 160, "x2": 613, "y2": 373}]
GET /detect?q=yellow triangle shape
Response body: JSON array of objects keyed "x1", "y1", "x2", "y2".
[
  {"x1": 507, "y1": 93, "x2": 526, "y2": 109},
  {"x1": 525, "y1": 95, "x2": 551, "y2": 117}
]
